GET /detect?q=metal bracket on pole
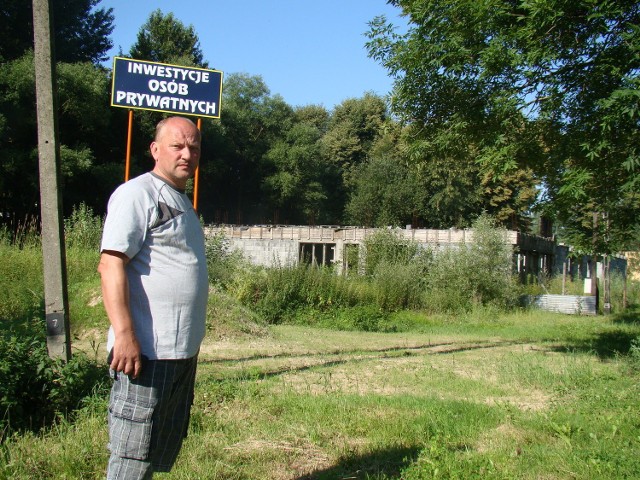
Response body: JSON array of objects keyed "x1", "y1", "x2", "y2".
[
  {"x1": 125, "y1": 110, "x2": 133, "y2": 181},
  {"x1": 193, "y1": 118, "x2": 202, "y2": 211}
]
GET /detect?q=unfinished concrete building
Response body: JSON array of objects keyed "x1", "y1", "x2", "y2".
[{"x1": 205, "y1": 225, "x2": 558, "y2": 279}]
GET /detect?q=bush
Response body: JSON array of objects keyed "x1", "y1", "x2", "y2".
[
  {"x1": 371, "y1": 260, "x2": 426, "y2": 311},
  {"x1": 467, "y1": 214, "x2": 518, "y2": 308},
  {"x1": 64, "y1": 203, "x2": 103, "y2": 251},
  {"x1": 235, "y1": 264, "x2": 366, "y2": 324},
  {"x1": 233, "y1": 265, "x2": 305, "y2": 324},
  {"x1": 424, "y1": 214, "x2": 518, "y2": 313},
  {"x1": 362, "y1": 229, "x2": 431, "y2": 311},
  {"x1": 0, "y1": 328, "x2": 108, "y2": 439},
  {"x1": 204, "y1": 230, "x2": 247, "y2": 288},
  {"x1": 362, "y1": 229, "x2": 423, "y2": 275},
  {"x1": 423, "y1": 247, "x2": 474, "y2": 313}
]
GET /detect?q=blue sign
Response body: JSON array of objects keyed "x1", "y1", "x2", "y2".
[{"x1": 111, "y1": 57, "x2": 223, "y2": 118}]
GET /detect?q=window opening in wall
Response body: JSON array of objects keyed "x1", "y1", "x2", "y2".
[
  {"x1": 299, "y1": 243, "x2": 335, "y2": 267},
  {"x1": 343, "y1": 243, "x2": 360, "y2": 275}
]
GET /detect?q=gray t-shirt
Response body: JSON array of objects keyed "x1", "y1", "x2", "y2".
[{"x1": 101, "y1": 172, "x2": 208, "y2": 360}]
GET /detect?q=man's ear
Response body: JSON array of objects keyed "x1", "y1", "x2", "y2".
[{"x1": 150, "y1": 141, "x2": 158, "y2": 161}]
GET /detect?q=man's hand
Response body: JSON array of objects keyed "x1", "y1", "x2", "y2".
[{"x1": 110, "y1": 330, "x2": 142, "y2": 378}]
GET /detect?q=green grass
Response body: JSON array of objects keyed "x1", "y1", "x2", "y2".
[
  {"x1": 2, "y1": 310, "x2": 639, "y2": 479},
  {"x1": 0, "y1": 243, "x2": 43, "y2": 326}
]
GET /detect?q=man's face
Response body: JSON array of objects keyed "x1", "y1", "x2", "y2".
[{"x1": 150, "y1": 118, "x2": 201, "y2": 190}]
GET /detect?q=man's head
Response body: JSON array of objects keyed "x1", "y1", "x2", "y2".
[{"x1": 150, "y1": 116, "x2": 201, "y2": 190}]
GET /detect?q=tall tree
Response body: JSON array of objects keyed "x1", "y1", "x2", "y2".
[
  {"x1": 321, "y1": 94, "x2": 389, "y2": 220},
  {"x1": 345, "y1": 121, "x2": 417, "y2": 227},
  {"x1": 367, "y1": 0, "x2": 640, "y2": 249},
  {"x1": 262, "y1": 105, "x2": 341, "y2": 225},
  {"x1": 346, "y1": 155, "x2": 422, "y2": 227},
  {"x1": 322, "y1": 93, "x2": 388, "y2": 174},
  {"x1": 202, "y1": 73, "x2": 294, "y2": 224},
  {"x1": 0, "y1": 53, "x2": 115, "y2": 223},
  {"x1": 0, "y1": 0, "x2": 114, "y2": 63},
  {"x1": 0, "y1": 0, "x2": 116, "y2": 227},
  {"x1": 129, "y1": 10, "x2": 207, "y2": 68},
  {"x1": 410, "y1": 141, "x2": 485, "y2": 229}
]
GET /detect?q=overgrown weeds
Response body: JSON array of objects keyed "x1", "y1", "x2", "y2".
[
  {"x1": 63, "y1": 202, "x2": 103, "y2": 251},
  {"x1": 0, "y1": 242, "x2": 43, "y2": 325},
  {"x1": 227, "y1": 215, "x2": 522, "y2": 324},
  {"x1": 205, "y1": 229, "x2": 248, "y2": 289},
  {"x1": 0, "y1": 322, "x2": 108, "y2": 440},
  {"x1": 0, "y1": 204, "x2": 107, "y2": 440}
]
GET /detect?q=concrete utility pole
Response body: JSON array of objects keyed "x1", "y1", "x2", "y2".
[{"x1": 32, "y1": 0, "x2": 72, "y2": 361}]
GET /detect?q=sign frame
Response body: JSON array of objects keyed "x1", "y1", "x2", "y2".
[{"x1": 111, "y1": 57, "x2": 223, "y2": 119}]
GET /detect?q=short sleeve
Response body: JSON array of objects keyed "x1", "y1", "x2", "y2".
[{"x1": 100, "y1": 181, "x2": 153, "y2": 260}]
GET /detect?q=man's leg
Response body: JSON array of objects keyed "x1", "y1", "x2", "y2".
[
  {"x1": 149, "y1": 356, "x2": 198, "y2": 472},
  {"x1": 107, "y1": 456, "x2": 153, "y2": 480},
  {"x1": 106, "y1": 365, "x2": 156, "y2": 480},
  {"x1": 106, "y1": 357, "x2": 198, "y2": 477}
]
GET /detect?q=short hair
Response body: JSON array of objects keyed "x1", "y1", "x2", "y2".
[{"x1": 154, "y1": 116, "x2": 200, "y2": 142}]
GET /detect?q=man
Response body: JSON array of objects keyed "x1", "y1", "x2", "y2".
[{"x1": 98, "y1": 116, "x2": 209, "y2": 479}]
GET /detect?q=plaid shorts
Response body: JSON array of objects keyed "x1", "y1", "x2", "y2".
[{"x1": 107, "y1": 356, "x2": 198, "y2": 478}]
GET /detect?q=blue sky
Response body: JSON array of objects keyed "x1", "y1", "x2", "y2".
[{"x1": 99, "y1": 0, "x2": 406, "y2": 109}]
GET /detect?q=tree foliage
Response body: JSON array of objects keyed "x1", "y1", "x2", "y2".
[
  {"x1": 0, "y1": 0, "x2": 114, "y2": 63},
  {"x1": 322, "y1": 93, "x2": 388, "y2": 174},
  {"x1": 424, "y1": 214, "x2": 518, "y2": 312},
  {"x1": 346, "y1": 121, "x2": 418, "y2": 226},
  {"x1": 129, "y1": 9, "x2": 207, "y2": 67},
  {"x1": 0, "y1": 52, "x2": 118, "y2": 222},
  {"x1": 367, "y1": 0, "x2": 640, "y2": 249},
  {"x1": 209, "y1": 73, "x2": 295, "y2": 223},
  {"x1": 263, "y1": 123, "x2": 329, "y2": 224},
  {"x1": 6, "y1": 0, "x2": 638, "y2": 250}
]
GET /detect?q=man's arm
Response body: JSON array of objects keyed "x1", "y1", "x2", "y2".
[{"x1": 97, "y1": 250, "x2": 142, "y2": 378}]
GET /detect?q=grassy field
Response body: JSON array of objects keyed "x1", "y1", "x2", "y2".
[
  {"x1": 1, "y1": 304, "x2": 639, "y2": 479},
  {"x1": 1, "y1": 221, "x2": 638, "y2": 479}
]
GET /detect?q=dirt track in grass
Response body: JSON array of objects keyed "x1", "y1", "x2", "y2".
[{"x1": 197, "y1": 326, "x2": 557, "y2": 414}]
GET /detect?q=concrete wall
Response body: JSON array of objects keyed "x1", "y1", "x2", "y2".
[
  {"x1": 227, "y1": 237, "x2": 299, "y2": 268},
  {"x1": 205, "y1": 225, "x2": 556, "y2": 274},
  {"x1": 206, "y1": 225, "x2": 626, "y2": 282}
]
